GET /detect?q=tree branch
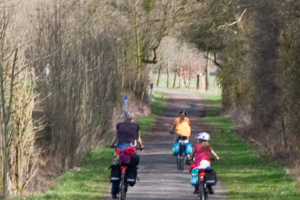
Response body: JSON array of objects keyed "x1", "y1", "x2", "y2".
[
  {"x1": 204, "y1": 52, "x2": 223, "y2": 68},
  {"x1": 218, "y1": 9, "x2": 247, "y2": 29},
  {"x1": 142, "y1": 46, "x2": 158, "y2": 64},
  {"x1": 6, "y1": 47, "x2": 18, "y2": 125}
]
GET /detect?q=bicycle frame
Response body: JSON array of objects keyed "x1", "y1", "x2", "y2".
[
  {"x1": 179, "y1": 138, "x2": 189, "y2": 155},
  {"x1": 120, "y1": 165, "x2": 128, "y2": 175}
]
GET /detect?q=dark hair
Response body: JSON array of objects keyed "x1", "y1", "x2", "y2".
[
  {"x1": 179, "y1": 109, "x2": 187, "y2": 123},
  {"x1": 178, "y1": 108, "x2": 188, "y2": 115}
]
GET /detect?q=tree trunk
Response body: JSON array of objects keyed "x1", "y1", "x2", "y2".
[
  {"x1": 134, "y1": 2, "x2": 142, "y2": 94},
  {"x1": 196, "y1": 74, "x2": 200, "y2": 90},
  {"x1": 173, "y1": 71, "x2": 177, "y2": 88},
  {"x1": 183, "y1": 76, "x2": 187, "y2": 88},
  {"x1": 281, "y1": 116, "x2": 288, "y2": 150},
  {"x1": 205, "y1": 51, "x2": 211, "y2": 91},
  {"x1": 156, "y1": 64, "x2": 162, "y2": 86},
  {"x1": 179, "y1": 67, "x2": 182, "y2": 88},
  {"x1": 166, "y1": 61, "x2": 170, "y2": 87},
  {"x1": 188, "y1": 65, "x2": 192, "y2": 89}
]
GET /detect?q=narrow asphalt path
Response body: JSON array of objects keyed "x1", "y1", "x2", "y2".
[{"x1": 107, "y1": 88, "x2": 227, "y2": 200}]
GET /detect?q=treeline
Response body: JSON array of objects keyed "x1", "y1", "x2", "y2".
[
  {"x1": 0, "y1": 0, "x2": 189, "y2": 197},
  {"x1": 183, "y1": 1, "x2": 300, "y2": 161}
]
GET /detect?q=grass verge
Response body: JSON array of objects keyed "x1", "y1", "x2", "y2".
[
  {"x1": 202, "y1": 92, "x2": 300, "y2": 199},
  {"x1": 25, "y1": 91, "x2": 167, "y2": 200},
  {"x1": 25, "y1": 148, "x2": 112, "y2": 200}
]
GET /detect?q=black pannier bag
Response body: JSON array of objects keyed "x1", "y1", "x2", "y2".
[
  {"x1": 109, "y1": 165, "x2": 121, "y2": 182},
  {"x1": 126, "y1": 155, "x2": 140, "y2": 168},
  {"x1": 125, "y1": 167, "x2": 138, "y2": 186},
  {"x1": 205, "y1": 168, "x2": 217, "y2": 186}
]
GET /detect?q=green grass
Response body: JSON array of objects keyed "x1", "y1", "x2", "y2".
[
  {"x1": 24, "y1": 148, "x2": 112, "y2": 200},
  {"x1": 150, "y1": 91, "x2": 167, "y2": 116},
  {"x1": 24, "y1": 91, "x2": 167, "y2": 200},
  {"x1": 202, "y1": 92, "x2": 300, "y2": 199}
]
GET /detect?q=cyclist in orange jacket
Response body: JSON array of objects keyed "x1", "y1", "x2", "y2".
[
  {"x1": 169, "y1": 109, "x2": 191, "y2": 143},
  {"x1": 170, "y1": 109, "x2": 192, "y2": 162}
]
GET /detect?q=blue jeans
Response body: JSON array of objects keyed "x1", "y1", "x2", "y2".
[{"x1": 111, "y1": 143, "x2": 135, "y2": 195}]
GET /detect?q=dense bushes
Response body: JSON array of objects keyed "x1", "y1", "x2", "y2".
[
  {"x1": 0, "y1": 0, "x2": 190, "y2": 197},
  {"x1": 183, "y1": 0, "x2": 300, "y2": 160}
]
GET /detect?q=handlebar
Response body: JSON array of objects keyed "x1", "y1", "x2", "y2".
[{"x1": 110, "y1": 146, "x2": 144, "y2": 151}]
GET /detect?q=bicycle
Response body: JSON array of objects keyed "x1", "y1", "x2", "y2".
[
  {"x1": 197, "y1": 159, "x2": 217, "y2": 200},
  {"x1": 119, "y1": 165, "x2": 128, "y2": 200},
  {"x1": 198, "y1": 168, "x2": 208, "y2": 200},
  {"x1": 176, "y1": 136, "x2": 189, "y2": 171},
  {"x1": 110, "y1": 146, "x2": 143, "y2": 200}
]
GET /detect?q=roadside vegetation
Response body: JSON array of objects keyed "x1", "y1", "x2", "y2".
[
  {"x1": 0, "y1": 1, "x2": 188, "y2": 197},
  {"x1": 152, "y1": 74, "x2": 300, "y2": 199},
  {"x1": 201, "y1": 93, "x2": 300, "y2": 199},
  {"x1": 23, "y1": 91, "x2": 166, "y2": 200},
  {"x1": 2, "y1": 0, "x2": 300, "y2": 198},
  {"x1": 24, "y1": 148, "x2": 112, "y2": 200}
]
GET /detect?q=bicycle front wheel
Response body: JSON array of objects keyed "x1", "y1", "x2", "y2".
[{"x1": 120, "y1": 174, "x2": 126, "y2": 200}]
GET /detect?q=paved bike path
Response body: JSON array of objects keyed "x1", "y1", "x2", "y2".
[{"x1": 107, "y1": 89, "x2": 227, "y2": 200}]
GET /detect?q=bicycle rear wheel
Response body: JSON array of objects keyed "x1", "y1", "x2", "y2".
[
  {"x1": 177, "y1": 155, "x2": 181, "y2": 170},
  {"x1": 180, "y1": 145, "x2": 185, "y2": 171},
  {"x1": 199, "y1": 181, "x2": 205, "y2": 200},
  {"x1": 180, "y1": 155, "x2": 185, "y2": 171},
  {"x1": 119, "y1": 174, "x2": 126, "y2": 200}
]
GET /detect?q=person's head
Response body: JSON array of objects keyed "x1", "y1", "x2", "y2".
[
  {"x1": 178, "y1": 108, "x2": 188, "y2": 117},
  {"x1": 121, "y1": 110, "x2": 135, "y2": 122},
  {"x1": 195, "y1": 132, "x2": 210, "y2": 145}
]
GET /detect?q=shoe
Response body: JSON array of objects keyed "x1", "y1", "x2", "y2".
[
  {"x1": 209, "y1": 188, "x2": 214, "y2": 194},
  {"x1": 193, "y1": 189, "x2": 200, "y2": 194},
  {"x1": 185, "y1": 159, "x2": 191, "y2": 165},
  {"x1": 193, "y1": 186, "x2": 200, "y2": 194},
  {"x1": 112, "y1": 194, "x2": 118, "y2": 199}
]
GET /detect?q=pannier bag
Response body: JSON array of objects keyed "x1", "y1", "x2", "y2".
[
  {"x1": 205, "y1": 168, "x2": 217, "y2": 186},
  {"x1": 126, "y1": 167, "x2": 138, "y2": 186},
  {"x1": 172, "y1": 142, "x2": 180, "y2": 154},
  {"x1": 190, "y1": 167, "x2": 199, "y2": 186},
  {"x1": 185, "y1": 142, "x2": 193, "y2": 154},
  {"x1": 110, "y1": 165, "x2": 121, "y2": 182},
  {"x1": 126, "y1": 155, "x2": 140, "y2": 168}
]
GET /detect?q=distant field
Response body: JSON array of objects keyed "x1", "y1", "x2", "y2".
[{"x1": 151, "y1": 73, "x2": 221, "y2": 93}]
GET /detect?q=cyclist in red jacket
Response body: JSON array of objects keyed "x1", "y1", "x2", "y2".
[{"x1": 190, "y1": 132, "x2": 219, "y2": 194}]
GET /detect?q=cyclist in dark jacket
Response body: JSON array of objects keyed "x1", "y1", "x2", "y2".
[{"x1": 109, "y1": 110, "x2": 144, "y2": 199}]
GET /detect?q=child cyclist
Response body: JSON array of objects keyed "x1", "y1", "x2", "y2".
[
  {"x1": 190, "y1": 132, "x2": 219, "y2": 194},
  {"x1": 169, "y1": 108, "x2": 191, "y2": 143},
  {"x1": 170, "y1": 109, "x2": 192, "y2": 162}
]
